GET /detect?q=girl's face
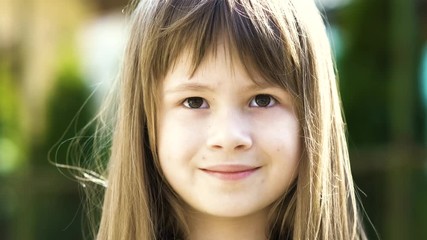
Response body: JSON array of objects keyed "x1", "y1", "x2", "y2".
[{"x1": 157, "y1": 44, "x2": 301, "y2": 219}]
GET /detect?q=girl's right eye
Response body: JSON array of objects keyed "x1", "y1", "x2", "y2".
[{"x1": 183, "y1": 97, "x2": 209, "y2": 109}]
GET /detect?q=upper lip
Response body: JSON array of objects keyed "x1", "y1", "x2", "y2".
[{"x1": 200, "y1": 164, "x2": 260, "y2": 173}]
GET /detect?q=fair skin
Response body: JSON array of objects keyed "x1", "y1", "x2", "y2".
[{"x1": 157, "y1": 44, "x2": 301, "y2": 240}]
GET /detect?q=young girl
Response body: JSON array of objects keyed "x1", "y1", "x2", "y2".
[{"x1": 85, "y1": 0, "x2": 367, "y2": 239}]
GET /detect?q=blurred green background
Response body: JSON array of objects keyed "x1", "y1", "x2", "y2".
[{"x1": 0, "y1": 0, "x2": 426, "y2": 239}]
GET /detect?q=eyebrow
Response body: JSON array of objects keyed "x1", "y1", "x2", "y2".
[
  {"x1": 164, "y1": 81, "x2": 276, "y2": 94},
  {"x1": 164, "y1": 82, "x2": 215, "y2": 94}
]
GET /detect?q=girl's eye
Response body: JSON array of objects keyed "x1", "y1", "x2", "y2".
[
  {"x1": 183, "y1": 97, "x2": 209, "y2": 109},
  {"x1": 250, "y1": 94, "x2": 276, "y2": 108}
]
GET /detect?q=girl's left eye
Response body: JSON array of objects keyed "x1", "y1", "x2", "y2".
[
  {"x1": 249, "y1": 94, "x2": 277, "y2": 108},
  {"x1": 183, "y1": 97, "x2": 209, "y2": 109}
]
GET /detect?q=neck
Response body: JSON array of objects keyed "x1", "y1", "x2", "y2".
[{"x1": 186, "y1": 209, "x2": 269, "y2": 240}]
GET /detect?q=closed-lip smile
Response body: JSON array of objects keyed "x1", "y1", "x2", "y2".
[{"x1": 199, "y1": 164, "x2": 261, "y2": 180}]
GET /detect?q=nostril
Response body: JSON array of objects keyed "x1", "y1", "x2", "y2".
[
  {"x1": 211, "y1": 144, "x2": 223, "y2": 150},
  {"x1": 234, "y1": 144, "x2": 248, "y2": 150}
]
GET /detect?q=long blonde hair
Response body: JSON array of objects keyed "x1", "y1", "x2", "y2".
[{"x1": 88, "y1": 0, "x2": 367, "y2": 239}]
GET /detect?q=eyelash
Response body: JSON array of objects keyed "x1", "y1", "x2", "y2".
[
  {"x1": 182, "y1": 94, "x2": 277, "y2": 109},
  {"x1": 249, "y1": 94, "x2": 277, "y2": 108},
  {"x1": 183, "y1": 97, "x2": 209, "y2": 109}
]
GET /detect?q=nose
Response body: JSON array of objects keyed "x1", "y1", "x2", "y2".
[{"x1": 206, "y1": 110, "x2": 253, "y2": 151}]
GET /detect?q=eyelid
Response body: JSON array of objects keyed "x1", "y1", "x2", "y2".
[
  {"x1": 249, "y1": 94, "x2": 277, "y2": 108},
  {"x1": 182, "y1": 97, "x2": 209, "y2": 109}
]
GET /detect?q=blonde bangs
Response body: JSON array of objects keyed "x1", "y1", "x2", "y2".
[{"x1": 145, "y1": 0, "x2": 303, "y2": 94}]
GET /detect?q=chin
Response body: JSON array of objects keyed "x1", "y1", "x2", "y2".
[{"x1": 196, "y1": 202, "x2": 270, "y2": 219}]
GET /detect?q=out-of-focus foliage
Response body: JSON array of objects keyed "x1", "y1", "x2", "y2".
[
  {"x1": 338, "y1": 0, "x2": 392, "y2": 145},
  {"x1": 338, "y1": 0, "x2": 424, "y2": 145},
  {"x1": 0, "y1": 60, "x2": 26, "y2": 175},
  {"x1": 334, "y1": 0, "x2": 426, "y2": 239},
  {"x1": 1, "y1": 55, "x2": 94, "y2": 239},
  {"x1": 31, "y1": 58, "x2": 94, "y2": 240},
  {"x1": 0, "y1": 0, "x2": 101, "y2": 239}
]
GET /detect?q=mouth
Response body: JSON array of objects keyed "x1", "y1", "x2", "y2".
[{"x1": 199, "y1": 165, "x2": 261, "y2": 180}]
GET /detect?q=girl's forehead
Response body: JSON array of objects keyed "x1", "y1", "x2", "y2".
[
  {"x1": 162, "y1": 48, "x2": 286, "y2": 101},
  {"x1": 167, "y1": 40, "x2": 268, "y2": 87},
  {"x1": 170, "y1": 41, "x2": 233, "y2": 71}
]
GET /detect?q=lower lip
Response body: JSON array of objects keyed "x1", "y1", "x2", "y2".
[{"x1": 201, "y1": 168, "x2": 259, "y2": 180}]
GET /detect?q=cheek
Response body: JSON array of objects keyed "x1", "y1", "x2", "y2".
[
  {"x1": 257, "y1": 115, "x2": 301, "y2": 178},
  {"x1": 157, "y1": 114, "x2": 205, "y2": 168},
  {"x1": 260, "y1": 115, "x2": 300, "y2": 154}
]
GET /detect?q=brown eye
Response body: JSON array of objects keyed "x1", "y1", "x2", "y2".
[
  {"x1": 183, "y1": 97, "x2": 208, "y2": 109},
  {"x1": 250, "y1": 94, "x2": 275, "y2": 108}
]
